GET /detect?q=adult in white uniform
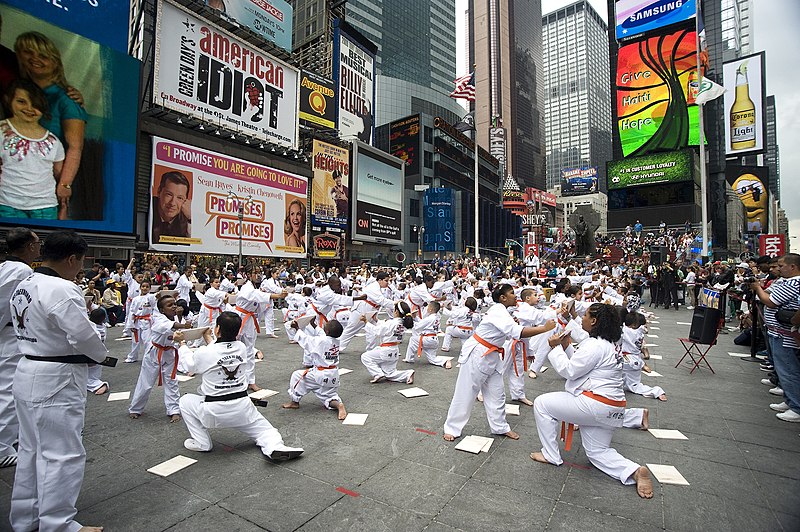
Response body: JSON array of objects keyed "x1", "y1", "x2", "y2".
[
  {"x1": 176, "y1": 265, "x2": 195, "y2": 304},
  {"x1": 177, "y1": 312, "x2": 304, "y2": 460},
  {"x1": 443, "y1": 284, "x2": 551, "y2": 441},
  {"x1": 234, "y1": 265, "x2": 274, "y2": 390},
  {"x1": 339, "y1": 271, "x2": 395, "y2": 352},
  {"x1": 259, "y1": 268, "x2": 285, "y2": 338},
  {"x1": 531, "y1": 303, "x2": 654, "y2": 499},
  {"x1": 0, "y1": 228, "x2": 39, "y2": 469},
  {"x1": 525, "y1": 250, "x2": 540, "y2": 278},
  {"x1": 10, "y1": 231, "x2": 107, "y2": 532},
  {"x1": 307, "y1": 276, "x2": 365, "y2": 326}
]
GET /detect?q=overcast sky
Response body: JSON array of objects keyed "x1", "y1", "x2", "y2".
[{"x1": 455, "y1": 0, "x2": 799, "y2": 241}]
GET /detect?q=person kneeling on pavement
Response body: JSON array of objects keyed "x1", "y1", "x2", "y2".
[{"x1": 176, "y1": 311, "x2": 304, "y2": 460}]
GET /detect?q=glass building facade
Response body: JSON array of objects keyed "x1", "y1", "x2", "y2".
[{"x1": 542, "y1": 0, "x2": 611, "y2": 191}]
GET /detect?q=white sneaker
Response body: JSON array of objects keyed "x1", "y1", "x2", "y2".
[
  {"x1": 776, "y1": 410, "x2": 800, "y2": 422},
  {"x1": 769, "y1": 387, "x2": 785, "y2": 396},
  {"x1": 761, "y1": 378, "x2": 774, "y2": 386},
  {"x1": 184, "y1": 438, "x2": 210, "y2": 452},
  {"x1": 770, "y1": 401, "x2": 790, "y2": 412},
  {"x1": 267, "y1": 445, "x2": 304, "y2": 461}
]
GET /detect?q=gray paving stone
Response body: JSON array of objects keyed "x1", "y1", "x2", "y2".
[
  {"x1": 296, "y1": 494, "x2": 430, "y2": 532},
  {"x1": 547, "y1": 502, "x2": 664, "y2": 532},
  {"x1": 738, "y1": 441, "x2": 800, "y2": 479},
  {"x1": 164, "y1": 505, "x2": 266, "y2": 532},
  {"x1": 750, "y1": 471, "x2": 800, "y2": 517},
  {"x1": 662, "y1": 487, "x2": 781, "y2": 531}
]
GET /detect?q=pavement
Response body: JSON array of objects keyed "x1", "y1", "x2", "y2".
[{"x1": 0, "y1": 306, "x2": 799, "y2": 531}]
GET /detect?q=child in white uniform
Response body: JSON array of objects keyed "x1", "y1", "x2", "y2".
[
  {"x1": 621, "y1": 312, "x2": 666, "y2": 401},
  {"x1": 125, "y1": 281, "x2": 156, "y2": 363},
  {"x1": 360, "y1": 301, "x2": 416, "y2": 384},
  {"x1": 506, "y1": 290, "x2": 555, "y2": 405},
  {"x1": 403, "y1": 301, "x2": 451, "y2": 368},
  {"x1": 441, "y1": 297, "x2": 480, "y2": 352},
  {"x1": 87, "y1": 309, "x2": 110, "y2": 395}
]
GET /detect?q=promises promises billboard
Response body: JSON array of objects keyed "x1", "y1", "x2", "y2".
[
  {"x1": 351, "y1": 140, "x2": 404, "y2": 245},
  {"x1": 614, "y1": 0, "x2": 696, "y2": 41},
  {"x1": 334, "y1": 20, "x2": 376, "y2": 144},
  {"x1": 616, "y1": 27, "x2": 701, "y2": 157},
  {"x1": 723, "y1": 52, "x2": 766, "y2": 157},
  {"x1": 149, "y1": 137, "x2": 308, "y2": 258},
  {"x1": 204, "y1": 0, "x2": 293, "y2": 53},
  {"x1": 607, "y1": 150, "x2": 694, "y2": 190},
  {"x1": 154, "y1": 0, "x2": 299, "y2": 148}
]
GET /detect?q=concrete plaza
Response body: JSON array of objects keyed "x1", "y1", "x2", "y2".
[{"x1": 0, "y1": 307, "x2": 798, "y2": 531}]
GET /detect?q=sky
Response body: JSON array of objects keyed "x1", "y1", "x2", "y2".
[{"x1": 454, "y1": 0, "x2": 800, "y2": 243}]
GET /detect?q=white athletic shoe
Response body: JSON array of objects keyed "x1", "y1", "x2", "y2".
[
  {"x1": 761, "y1": 378, "x2": 774, "y2": 386},
  {"x1": 184, "y1": 438, "x2": 210, "y2": 452},
  {"x1": 770, "y1": 401, "x2": 790, "y2": 412},
  {"x1": 267, "y1": 445, "x2": 304, "y2": 461},
  {"x1": 776, "y1": 410, "x2": 800, "y2": 423},
  {"x1": 769, "y1": 387, "x2": 785, "y2": 396}
]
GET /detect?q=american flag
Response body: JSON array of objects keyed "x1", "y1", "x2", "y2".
[{"x1": 449, "y1": 71, "x2": 475, "y2": 101}]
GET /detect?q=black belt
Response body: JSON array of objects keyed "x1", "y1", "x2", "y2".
[
  {"x1": 204, "y1": 390, "x2": 248, "y2": 402},
  {"x1": 25, "y1": 354, "x2": 93, "y2": 364},
  {"x1": 4, "y1": 322, "x2": 11, "y2": 327}
]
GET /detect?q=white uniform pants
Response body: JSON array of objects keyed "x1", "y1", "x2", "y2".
[
  {"x1": 179, "y1": 394, "x2": 284, "y2": 455},
  {"x1": 125, "y1": 324, "x2": 151, "y2": 363},
  {"x1": 263, "y1": 306, "x2": 276, "y2": 336},
  {"x1": 360, "y1": 347, "x2": 414, "y2": 382},
  {"x1": 129, "y1": 350, "x2": 180, "y2": 416},
  {"x1": 11, "y1": 358, "x2": 89, "y2": 532},
  {"x1": 86, "y1": 365, "x2": 108, "y2": 393},
  {"x1": 287, "y1": 369, "x2": 341, "y2": 408},
  {"x1": 403, "y1": 335, "x2": 448, "y2": 366},
  {"x1": 623, "y1": 407, "x2": 645, "y2": 429},
  {"x1": 442, "y1": 326, "x2": 471, "y2": 351},
  {"x1": 0, "y1": 326, "x2": 21, "y2": 460},
  {"x1": 624, "y1": 376, "x2": 666, "y2": 399},
  {"x1": 505, "y1": 344, "x2": 527, "y2": 401},
  {"x1": 443, "y1": 351, "x2": 510, "y2": 438},
  {"x1": 533, "y1": 391, "x2": 640, "y2": 485},
  {"x1": 338, "y1": 308, "x2": 367, "y2": 352},
  {"x1": 237, "y1": 320, "x2": 258, "y2": 384},
  {"x1": 528, "y1": 333, "x2": 551, "y2": 373}
]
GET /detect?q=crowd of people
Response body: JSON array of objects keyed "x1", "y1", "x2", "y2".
[{"x1": 2, "y1": 226, "x2": 799, "y2": 530}]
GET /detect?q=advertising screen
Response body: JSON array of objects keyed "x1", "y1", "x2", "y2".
[
  {"x1": 334, "y1": 21, "x2": 375, "y2": 144},
  {"x1": 351, "y1": 140, "x2": 404, "y2": 245},
  {"x1": 560, "y1": 167, "x2": 599, "y2": 196},
  {"x1": 149, "y1": 137, "x2": 308, "y2": 258},
  {"x1": 723, "y1": 52, "x2": 765, "y2": 156},
  {"x1": 299, "y1": 70, "x2": 336, "y2": 130},
  {"x1": 725, "y1": 165, "x2": 769, "y2": 233},
  {"x1": 154, "y1": 0, "x2": 299, "y2": 149},
  {"x1": 423, "y1": 188, "x2": 454, "y2": 252},
  {"x1": 311, "y1": 140, "x2": 349, "y2": 230},
  {"x1": 390, "y1": 114, "x2": 421, "y2": 176},
  {"x1": 0, "y1": 3, "x2": 138, "y2": 234},
  {"x1": 614, "y1": 0, "x2": 696, "y2": 41},
  {"x1": 204, "y1": 0, "x2": 293, "y2": 53},
  {"x1": 616, "y1": 27, "x2": 702, "y2": 157},
  {"x1": 607, "y1": 150, "x2": 695, "y2": 190}
]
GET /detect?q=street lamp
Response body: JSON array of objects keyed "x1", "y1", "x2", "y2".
[
  {"x1": 226, "y1": 191, "x2": 253, "y2": 270},
  {"x1": 418, "y1": 226, "x2": 425, "y2": 263}
]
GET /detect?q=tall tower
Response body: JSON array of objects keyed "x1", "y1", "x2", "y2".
[
  {"x1": 542, "y1": 0, "x2": 611, "y2": 191},
  {"x1": 469, "y1": 0, "x2": 546, "y2": 190}
]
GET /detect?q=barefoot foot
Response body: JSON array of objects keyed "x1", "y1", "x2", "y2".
[
  {"x1": 406, "y1": 371, "x2": 415, "y2": 385},
  {"x1": 658, "y1": 394, "x2": 667, "y2": 401},
  {"x1": 476, "y1": 392, "x2": 483, "y2": 402},
  {"x1": 515, "y1": 397, "x2": 533, "y2": 406},
  {"x1": 282, "y1": 402, "x2": 300, "y2": 409},
  {"x1": 500, "y1": 430, "x2": 520, "y2": 440},
  {"x1": 78, "y1": 526, "x2": 104, "y2": 531},
  {"x1": 169, "y1": 414, "x2": 182, "y2": 423},
  {"x1": 530, "y1": 451, "x2": 552, "y2": 465},
  {"x1": 94, "y1": 384, "x2": 109, "y2": 395},
  {"x1": 444, "y1": 360, "x2": 452, "y2": 369},
  {"x1": 334, "y1": 401, "x2": 347, "y2": 420},
  {"x1": 128, "y1": 413, "x2": 140, "y2": 420},
  {"x1": 442, "y1": 433, "x2": 456, "y2": 442},
  {"x1": 528, "y1": 370, "x2": 537, "y2": 379},
  {"x1": 369, "y1": 375, "x2": 385, "y2": 384},
  {"x1": 248, "y1": 383, "x2": 262, "y2": 392},
  {"x1": 633, "y1": 466, "x2": 654, "y2": 499},
  {"x1": 640, "y1": 408, "x2": 650, "y2": 431}
]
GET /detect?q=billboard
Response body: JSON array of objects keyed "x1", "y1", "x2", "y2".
[
  {"x1": 489, "y1": 128, "x2": 507, "y2": 179},
  {"x1": 149, "y1": 137, "x2": 308, "y2": 258},
  {"x1": 312, "y1": 232, "x2": 343, "y2": 260},
  {"x1": 389, "y1": 114, "x2": 421, "y2": 176},
  {"x1": 154, "y1": 0, "x2": 299, "y2": 148},
  {"x1": 726, "y1": 165, "x2": 769, "y2": 233},
  {"x1": 311, "y1": 140, "x2": 349, "y2": 229},
  {"x1": 616, "y1": 27, "x2": 702, "y2": 156},
  {"x1": 299, "y1": 70, "x2": 336, "y2": 129},
  {"x1": 204, "y1": 0, "x2": 293, "y2": 53},
  {"x1": 614, "y1": 0, "x2": 696, "y2": 41},
  {"x1": 0, "y1": 3, "x2": 138, "y2": 234},
  {"x1": 423, "y1": 188, "x2": 454, "y2": 252},
  {"x1": 561, "y1": 167, "x2": 599, "y2": 196},
  {"x1": 759, "y1": 234, "x2": 785, "y2": 258},
  {"x1": 723, "y1": 52, "x2": 766, "y2": 156},
  {"x1": 334, "y1": 21, "x2": 375, "y2": 144},
  {"x1": 608, "y1": 150, "x2": 695, "y2": 190},
  {"x1": 351, "y1": 140, "x2": 404, "y2": 245}
]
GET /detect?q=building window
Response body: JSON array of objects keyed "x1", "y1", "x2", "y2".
[
  {"x1": 424, "y1": 151, "x2": 433, "y2": 169},
  {"x1": 424, "y1": 126, "x2": 433, "y2": 144},
  {"x1": 410, "y1": 198, "x2": 420, "y2": 217}
]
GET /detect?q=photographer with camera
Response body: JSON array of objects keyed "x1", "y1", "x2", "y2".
[{"x1": 750, "y1": 253, "x2": 800, "y2": 423}]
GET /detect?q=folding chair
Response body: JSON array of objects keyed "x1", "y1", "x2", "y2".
[{"x1": 675, "y1": 318, "x2": 723, "y2": 374}]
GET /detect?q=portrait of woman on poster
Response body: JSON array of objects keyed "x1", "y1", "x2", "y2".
[
  {"x1": 284, "y1": 199, "x2": 306, "y2": 252},
  {"x1": 14, "y1": 31, "x2": 86, "y2": 220},
  {"x1": 329, "y1": 169, "x2": 349, "y2": 219}
]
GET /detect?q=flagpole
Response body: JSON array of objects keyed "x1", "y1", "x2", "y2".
[
  {"x1": 473, "y1": 66, "x2": 480, "y2": 261},
  {"x1": 696, "y1": 0, "x2": 709, "y2": 263}
]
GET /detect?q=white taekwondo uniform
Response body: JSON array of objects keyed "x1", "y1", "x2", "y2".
[
  {"x1": 403, "y1": 312, "x2": 448, "y2": 367},
  {"x1": 533, "y1": 336, "x2": 643, "y2": 486},
  {"x1": 178, "y1": 339, "x2": 302, "y2": 459},
  {"x1": 287, "y1": 326, "x2": 342, "y2": 408},
  {"x1": 124, "y1": 292, "x2": 156, "y2": 363},
  {"x1": 86, "y1": 322, "x2": 109, "y2": 394},
  {"x1": 442, "y1": 303, "x2": 523, "y2": 438},
  {"x1": 360, "y1": 317, "x2": 414, "y2": 383},
  {"x1": 10, "y1": 267, "x2": 108, "y2": 532},
  {"x1": 407, "y1": 283, "x2": 436, "y2": 319},
  {"x1": 441, "y1": 305, "x2": 480, "y2": 352},
  {"x1": 260, "y1": 276, "x2": 283, "y2": 337},
  {"x1": 197, "y1": 286, "x2": 227, "y2": 332},
  {"x1": 339, "y1": 281, "x2": 394, "y2": 352},
  {"x1": 283, "y1": 292, "x2": 308, "y2": 342},
  {"x1": 176, "y1": 273, "x2": 193, "y2": 303},
  {"x1": 0, "y1": 257, "x2": 31, "y2": 465},
  {"x1": 307, "y1": 285, "x2": 354, "y2": 325},
  {"x1": 235, "y1": 281, "x2": 272, "y2": 384},
  {"x1": 620, "y1": 325, "x2": 664, "y2": 424},
  {"x1": 128, "y1": 311, "x2": 181, "y2": 416}
]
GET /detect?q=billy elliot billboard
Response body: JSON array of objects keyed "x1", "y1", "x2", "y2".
[
  {"x1": 334, "y1": 19, "x2": 376, "y2": 145},
  {"x1": 560, "y1": 167, "x2": 598, "y2": 196},
  {"x1": 154, "y1": 0, "x2": 299, "y2": 148}
]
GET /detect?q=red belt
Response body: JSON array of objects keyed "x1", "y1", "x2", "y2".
[
  {"x1": 475, "y1": 334, "x2": 504, "y2": 360},
  {"x1": 235, "y1": 306, "x2": 260, "y2": 334},
  {"x1": 417, "y1": 333, "x2": 438, "y2": 357},
  {"x1": 560, "y1": 391, "x2": 626, "y2": 451},
  {"x1": 152, "y1": 342, "x2": 178, "y2": 386},
  {"x1": 365, "y1": 299, "x2": 380, "y2": 309},
  {"x1": 510, "y1": 338, "x2": 528, "y2": 376},
  {"x1": 203, "y1": 303, "x2": 223, "y2": 324},
  {"x1": 134, "y1": 315, "x2": 151, "y2": 321}
]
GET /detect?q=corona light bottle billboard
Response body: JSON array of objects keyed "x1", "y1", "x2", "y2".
[{"x1": 729, "y1": 62, "x2": 756, "y2": 150}]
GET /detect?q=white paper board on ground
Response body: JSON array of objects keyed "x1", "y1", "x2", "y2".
[
  {"x1": 505, "y1": 404, "x2": 520, "y2": 416},
  {"x1": 728, "y1": 352, "x2": 751, "y2": 358},
  {"x1": 677, "y1": 322, "x2": 691, "y2": 325},
  {"x1": 147, "y1": 455, "x2": 197, "y2": 477},
  {"x1": 643, "y1": 370, "x2": 663, "y2": 377},
  {"x1": 646, "y1": 463, "x2": 690, "y2": 486},
  {"x1": 454, "y1": 435, "x2": 494, "y2": 454},
  {"x1": 648, "y1": 429, "x2": 688, "y2": 440},
  {"x1": 342, "y1": 413, "x2": 368, "y2": 425},
  {"x1": 647, "y1": 334, "x2": 659, "y2": 338},
  {"x1": 648, "y1": 355, "x2": 663, "y2": 360},
  {"x1": 644, "y1": 344, "x2": 659, "y2": 347},
  {"x1": 175, "y1": 375, "x2": 194, "y2": 382},
  {"x1": 107, "y1": 391, "x2": 130, "y2": 402},
  {"x1": 338, "y1": 368, "x2": 353, "y2": 375},
  {"x1": 399, "y1": 387, "x2": 429, "y2": 398},
  {"x1": 248, "y1": 389, "x2": 279, "y2": 400},
  {"x1": 649, "y1": 327, "x2": 661, "y2": 330}
]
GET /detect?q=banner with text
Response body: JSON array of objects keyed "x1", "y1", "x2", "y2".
[
  {"x1": 560, "y1": 167, "x2": 598, "y2": 196},
  {"x1": 390, "y1": 114, "x2": 421, "y2": 176},
  {"x1": 423, "y1": 188, "x2": 455, "y2": 252},
  {"x1": 204, "y1": 0, "x2": 293, "y2": 53},
  {"x1": 351, "y1": 140, "x2": 404, "y2": 245},
  {"x1": 299, "y1": 70, "x2": 337, "y2": 129},
  {"x1": 608, "y1": 150, "x2": 694, "y2": 190},
  {"x1": 311, "y1": 140, "x2": 349, "y2": 230},
  {"x1": 149, "y1": 137, "x2": 308, "y2": 258},
  {"x1": 334, "y1": 21, "x2": 375, "y2": 144},
  {"x1": 614, "y1": 0, "x2": 696, "y2": 41},
  {"x1": 154, "y1": 0, "x2": 299, "y2": 148}
]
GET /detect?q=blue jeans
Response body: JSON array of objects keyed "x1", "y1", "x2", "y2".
[{"x1": 768, "y1": 335, "x2": 800, "y2": 413}]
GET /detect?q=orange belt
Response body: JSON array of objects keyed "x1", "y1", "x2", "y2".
[
  {"x1": 456, "y1": 325, "x2": 473, "y2": 330},
  {"x1": 294, "y1": 365, "x2": 338, "y2": 388},
  {"x1": 309, "y1": 302, "x2": 328, "y2": 325},
  {"x1": 133, "y1": 315, "x2": 151, "y2": 321},
  {"x1": 510, "y1": 339, "x2": 528, "y2": 376},
  {"x1": 132, "y1": 329, "x2": 139, "y2": 343},
  {"x1": 417, "y1": 333, "x2": 438, "y2": 357},
  {"x1": 365, "y1": 298, "x2": 380, "y2": 309},
  {"x1": 203, "y1": 303, "x2": 223, "y2": 324},
  {"x1": 235, "y1": 306, "x2": 260, "y2": 334},
  {"x1": 152, "y1": 342, "x2": 178, "y2": 386},
  {"x1": 560, "y1": 391, "x2": 627, "y2": 451},
  {"x1": 380, "y1": 342, "x2": 400, "y2": 347},
  {"x1": 474, "y1": 334, "x2": 504, "y2": 360},
  {"x1": 407, "y1": 296, "x2": 423, "y2": 318}
]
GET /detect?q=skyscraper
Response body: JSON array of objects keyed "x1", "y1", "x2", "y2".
[
  {"x1": 468, "y1": 0, "x2": 546, "y2": 190},
  {"x1": 542, "y1": 0, "x2": 611, "y2": 191}
]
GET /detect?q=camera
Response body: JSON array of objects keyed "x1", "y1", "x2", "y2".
[{"x1": 743, "y1": 276, "x2": 756, "y2": 284}]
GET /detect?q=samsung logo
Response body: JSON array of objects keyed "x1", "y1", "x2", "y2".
[{"x1": 628, "y1": 0, "x2": 685, "y2": 24}]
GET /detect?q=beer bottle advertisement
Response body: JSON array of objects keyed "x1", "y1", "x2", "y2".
[{"x1": 723, "y1": 53, "x2": 765, "y2": 156}]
